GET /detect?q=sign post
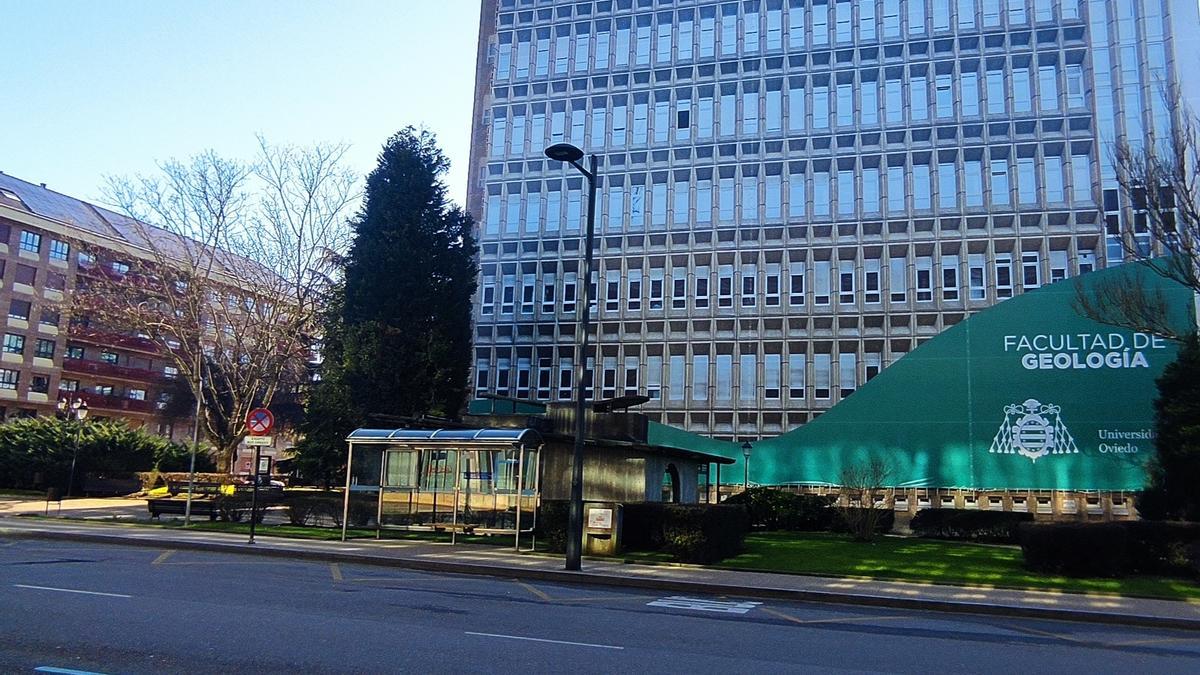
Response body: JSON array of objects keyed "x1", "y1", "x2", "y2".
[{"x1": 245, "y1": 408, "x2": 274, "y2": 545}]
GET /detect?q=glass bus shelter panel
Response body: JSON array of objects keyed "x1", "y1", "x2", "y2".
[{"x1": 349, "y1": 446, "x2": 383, "y2": 488}]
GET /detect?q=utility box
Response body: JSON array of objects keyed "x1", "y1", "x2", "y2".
[{"x1": 582, "y1": 503, "x2": 622, "y2": 556}]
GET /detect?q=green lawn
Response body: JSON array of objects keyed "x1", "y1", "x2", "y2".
[
  {"x1": 683, "y1": 531, "x2": 1200, "y2": 602},
  {"x1": 158, "y1": 519, "x2": 521, "y2": 547}
]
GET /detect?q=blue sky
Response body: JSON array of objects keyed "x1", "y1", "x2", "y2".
[{"x1": 0, "y1": 0, "x2": 482, "y2": 207}]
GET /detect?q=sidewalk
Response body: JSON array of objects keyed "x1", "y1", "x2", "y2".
[{"x1": 3, "y1": 515, "x2": 1198, "y2": 630}]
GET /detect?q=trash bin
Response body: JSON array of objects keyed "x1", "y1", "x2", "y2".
[{"x1": 582, "y1": 503, "x2": 622, "y2": 556}]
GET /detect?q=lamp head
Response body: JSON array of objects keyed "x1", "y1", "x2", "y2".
[
  {"x1": 741, "y1": 441, "x2": 753, "y2": 459},
  {"x1": 544, "y1": 143, "x2": 584, "y2": 163}
]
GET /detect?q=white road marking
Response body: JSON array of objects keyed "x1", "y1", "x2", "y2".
[
  {"x1": 14, "y1": 584, "x2": 132, "y2": 599},
  {"x1": 35, "y1": 667, "x2": 110, "y2": 675},
  {"x1": 647, "y1": 596, "x2": 762, "y2": 614},
  {"x1": 465, "y1": 631, "x2": 624, "y2": 650}
]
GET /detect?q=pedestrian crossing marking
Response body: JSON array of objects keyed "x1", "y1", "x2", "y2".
[{"x1": 647, "y1": 596, "x2": 762, "y2": 614}]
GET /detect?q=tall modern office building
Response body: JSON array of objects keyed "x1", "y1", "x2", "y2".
[{"x1": 467, "y1": 0, "x2": 1200, "y2": 443}]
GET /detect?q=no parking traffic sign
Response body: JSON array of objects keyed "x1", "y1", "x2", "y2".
[{"x1": 247, "y1": 408, "x2": 274, "y2": 436}]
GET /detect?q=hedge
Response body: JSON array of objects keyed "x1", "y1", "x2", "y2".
[
  {"x1": 910, "y1": 509, "x2": 1034, "y2": 544},
  {"x1": 829, "y1": 507, "x2": 895, "y2": 535},
  {"x1": 1019, "y1": 523, "x2": 1129, "y2": 577},
  {"x1": 1019, "y1": 521, "x2": 1200, "y2": 578},
  {"x1": 722, "y1": 488, "x2": 836, "y2": 531}
]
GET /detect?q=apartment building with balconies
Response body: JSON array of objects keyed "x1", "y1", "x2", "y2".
[{"x1": 0, "y1": 173, "x2": 193, "y2": 438}]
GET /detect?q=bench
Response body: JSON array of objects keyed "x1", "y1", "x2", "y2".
[
  {"x1": 167, "y1": 480, "x2": 224, "y2": 497},
  {"x1": 147, "y1": 498, "x2": 218, "y2": 521}
]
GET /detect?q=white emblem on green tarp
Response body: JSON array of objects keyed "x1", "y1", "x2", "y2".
[{"x1": 989, "y1": 399, "x2": 1079, "y2": 463}]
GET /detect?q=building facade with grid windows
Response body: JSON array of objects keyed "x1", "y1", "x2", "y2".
[{"x1": 466, "y1": 0, "x2": 1200, "y2": 443}]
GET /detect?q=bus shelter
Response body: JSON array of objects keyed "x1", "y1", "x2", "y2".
[{"x1": 341, "y1": 428, "x2": 542, "y2": 550}]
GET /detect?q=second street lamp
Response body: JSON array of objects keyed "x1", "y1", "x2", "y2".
[{"x1": 544, "y1": 142, "x2": 597, "y2": 572}]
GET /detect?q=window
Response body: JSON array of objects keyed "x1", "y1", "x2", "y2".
[
  {"x1": 916, "y1": 257, "x2": 934, "y2": 302},
  {"x1": 814, "y1": 354, "x2": 831, "y2": 399},
  {"x1": 0, "y1": 369, "x2": 18, "y2": 390},
  {"x1": 100, "y1": 351, "x2": 119, "y2": 365},
  {"x1": 814, "y1": 261, "x2": 831, "y2": 305},
  {"x1": 990, "y1": 159, "x2": 1010, "y2": 206},
  {"x1": 692, "y1": 354, "x2": 709, "y2": 401},
  {"x1": 7, "y1": 300, "x2": 30, "y2": 321},
  {"x1": 764, "y1": 353, "x2": 781, "y2": 400},
  {"x1": 30, "y1": 375, "x2": 49, "y2": 394},
  {"x1": 646, "y1": 355, "x2": 663, "y2": 399},
  {"x1": 111, "y1": 261, "x2": 130, "y2": 275},
  {"x1": 1017, "y1": 158, "x2": 1037, "y2": 205},
  {"x1": 965, "y1": 160, "x2": 984, "y2": 207},
  {"x1": 49, "y1": 239, "x2": 69, "y2": 262},
  {"x1": 649, "y1": 268, "x2": 664, "y2": 309},
  {"x1": 788, "y1": 352, "x2": 805, "y2": 398},
  {"x1": 1049, "y1": 251, "x2": 1069, "y2": 283},
  {"x1": 995, "y1": 254, "x2": 1013, "y2": 298},
  {"x1": 1038, "y1": 65, "x2": 1058, "y2": 111},
  {"x1": 839, "y1": 353, "x2": 856, "y2": 397},
  {"x1": 789, "y1": 266, "x2": 805, "y2": 305},
  {"x1": 741, "y1": 264, "x2": 757, "y2": 308},
  {"x1": 942, "y1": 255, "x2": 960, "y2": 301},
  {"x1": 623, "y1": 356, "x2": 639, "y2": 396},
  {"x1": 864, "y1": 259, "x2": 881, "y2": 303},
  {"x1": 19, "y1": 231, "x2": 41, "y2": 254},
  {"x1": 740, "y1": 353, "x2": 757, "y2": 402},
  {"x1": 627, "y1": 270, "x2": 642, "y2": 311},
  {"x1": 164, "y1": 365, "x2": 179, "y2": 379},
  {"x1": 1044, "y1": 156, "x2": 1065, "y2": 203},
  {"x1": 1022, "y1": 252, "x2": 1041, "y2": 289},
  {"x1": 667, "y1": 353, "x2": 686, "y2": 398},
  {"x1": 764, "y1": 264, "x2": 781, "y2": 306},
  {"x1": 715, "y1": 354, "x2": 733, "y2": 401},
  {"x1": 671, "y1": 268, "x2": 687, "y2": 309},
  {"x1": 695, "y1": 266, "x2": 710, "y2": 308},
  {"x1": 58, "y1": 378, "x2": 79, "y2": 392},
  {"x1": 889, "y1": 256, "x2": 907, "y2": 303},
  {"x1": 1013, "y1": 69, "x2": 1032, "y2": 114},
  {"x1": 936, "y1": 75, "x2": 953, "y2": 118},
  {"x1": 66, "y1": 344, "x2": 84, "y2": 360},
  {"x1": 3, "y1": 334, "x2": 24, "y2": 355},
  {"x1": 14, "y1": 264, "x2": 36, "y2": 286},
  {"x1": 605, "y1": 271, "x2": 620, "y2": 312},
  {"x1": 717, "y1": 266, "x2": 734, "y2": 308},
  {"x1": 128, "y1": 389, "x2": 147, "y2": 401},
  {"x1": 938, "y1": 163, "x2": 957, "y2": 209},
  {"x1": 838, "y1": 261, "x2": 855, "y2": 304},
  {"x1": 969, "y1": 254, "x2": 987, "y2": 300},
  {"x1": 34, "y1": 338, "x2": 55, "y2": 359}
]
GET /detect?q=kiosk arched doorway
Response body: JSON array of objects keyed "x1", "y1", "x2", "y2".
[{"x1": 662, "y1": 463, "x2": 681, "y2": 503}]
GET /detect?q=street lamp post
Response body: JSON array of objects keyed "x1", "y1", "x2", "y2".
[
  {"x1": 544, "y1": 142, "x2": 597, "y2": 572},
  {"x1": 59, "y1": 397, "x2": 89, "y2": 498},
  {"x1": 741, "y1": 441, "x2": 753, "y2": 491}
]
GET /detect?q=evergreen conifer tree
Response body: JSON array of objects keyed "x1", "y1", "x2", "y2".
[{"x1": 1139, "y1": 333, "x2": 1200, "y2": 520}]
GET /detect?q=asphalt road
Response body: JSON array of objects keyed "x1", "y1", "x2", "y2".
[{"x1": 1, "y1": 539, "x2": 1199, "y2": 674}]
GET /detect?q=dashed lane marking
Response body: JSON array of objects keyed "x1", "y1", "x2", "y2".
[
  {"x1": 465, "y1": 631, "x2": 624, "y2": 650},
  {"x1": 35, "y1": 667, "x2": 110, "y2": 675},
  {"x1": 14, "y1": 584, "x2": 131, "y2": 599},
  {"x1": 151, "y1": 550, "x2": 176, "y2": 565},
  {"x1": 330, "y1": 563, "x2": 343, "y2": 582},
  {"x1": 647, "y1": 596, "x2": 762, "y2": 614}
]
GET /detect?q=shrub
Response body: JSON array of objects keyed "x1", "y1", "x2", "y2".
[
  {"x1": 661, "y1": 504, "x2": 750, "y2": 563},
  {"x1": 910, "y1": 509, "x2": 1034, "y2": 544},
  {"x1": 722, "y1": 488, "x2": 836, "y2": 531},
  {"x1": 622, "y1": 502, "x2": 666, "y2": 550},
  {"x1": 215, "y1": 495, "x2": 268, "y2": 524},
  {"x1": 535, "y1": 500, "x2": 570, "y2": 553},
  {"x1": 1123, "y1": 520, "x2": 1200, "y2": 577},
  {"x1": 1019, "y1": 523, "x2": 1129, "y2": 577},
  {"x1": 830, "y1": 507, "x2": 895, "y2": 537}
]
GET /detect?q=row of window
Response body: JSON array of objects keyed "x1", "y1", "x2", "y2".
[
  {"x1": 490, "y1": 62, "x2": 1087, "y2": 157},
  {"x1": 2, "y1": 334, "x2": 57, "y2": 359},
  {"x1": 483, "y1": 153, "x2": 1093, "y2": 235},
  {"x1": 8, "y1": 227, "x2": 71, "y2": 262},
  {"x1": 0, "y1": 369, "x2": 49, "y2": 394},
  {"x1": 474, "y1": 348, "x2": 887, "y2": 404},
  {"x1": 6, "y1": 299, "x2": 60, "y2": 326},
  {"x1": 479, "y1": 249, "x2": 1094, "y2": 317},
  {"x1": 496, "y1": 0, "x2": 1086, "y2": 80},
  {"x1": 0, "y1": 260, "x2": 68, "y2": 290},
  {"x1": 56, "y1": 378, "x2": 148, "y2": 400}
]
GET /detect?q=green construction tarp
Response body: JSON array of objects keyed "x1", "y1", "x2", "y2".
[{"x1": 699, "y1": 260, "x2": 1195, "y2": 490}]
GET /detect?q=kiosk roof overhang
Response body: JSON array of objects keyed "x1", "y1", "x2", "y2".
[{"x1": 345, "y1": 427, "x2": 543, "y2": 446}]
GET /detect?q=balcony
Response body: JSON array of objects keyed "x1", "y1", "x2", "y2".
[
  {"x1": 62, "y1": 358, "x2": 164, "y2": 383},
  {"x1": 76, "y1": 391, "x2": 156, "y2": 414},
  {"x1": 68, "y1": 327, "x2": 160, "y2": 354}
]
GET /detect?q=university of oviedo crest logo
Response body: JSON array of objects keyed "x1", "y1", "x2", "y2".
[{"x1": 989, "y1": 398, "x2": 1079, "y2": 463}]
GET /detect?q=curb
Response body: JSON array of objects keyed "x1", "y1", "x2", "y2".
[{"x1": 4, "y1": 526, "x2": 1199, "y2": 632}]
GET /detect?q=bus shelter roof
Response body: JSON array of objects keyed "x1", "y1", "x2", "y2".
[{"x1": 345, "y1": 427, "x2": 543, "y2": 447}]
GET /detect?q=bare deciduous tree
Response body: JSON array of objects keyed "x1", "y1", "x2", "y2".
[
  {"x1": 74, "y1": 137, "x2": 358, "y2": 469},
  {"x1": 837, "y1": 458, "x2": 893, "y2": 542},
  {"x1": 1075, "y1": 92, "x2": 1200, "y2": 340}
]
